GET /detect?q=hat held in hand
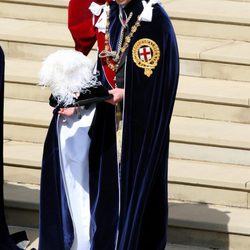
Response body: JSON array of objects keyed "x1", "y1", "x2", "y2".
[{"x1": 39, "y1": 50, "x2": 111, "y2": 108}]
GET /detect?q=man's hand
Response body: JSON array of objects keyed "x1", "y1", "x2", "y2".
[
  {"x1": 106, "y1": 88, "x2": 124, "y2": 105},
  {"x1": 58, "y1": 107, "x2": 76, "y2": 117}
]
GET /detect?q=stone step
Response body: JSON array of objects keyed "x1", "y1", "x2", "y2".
[
  {"x1": 178, "y1": 36, "x2": 250, "y2": 82},
  {"x1": 4, "y1": 99, "x2": 51, "y2": 143},
  {"x1": 4, "y1": 99, "x2": 250, "y2": 153},
  {"x1": 4, "y1": 57, "x2": 52, "y2": 101},
  {"x1": 4, "y1": 58, "x2": 250, "y2": 123},
  {"x1": 8, "y1": 227, "x2": 214, "y2": 250},
  {"x1": 4, "y1": 156, "x2": 250, "y2": 208},
  {"x1": 0, "y1": 0, "x2": 68, "y2": 24},
  {"x1": 5, "y1": 58, "x2": 41, "y2": 84},
  {"x1": 167, "y1": 0, "x2": 250, "y2": 41},
  {"x1": 166, "y1": 245, "x2": 214, "y2": 250},
  {"x1": 1, "y1": 18, "x2": 250, "y2": 81},
  {"x1": 0, "y1": 18, "x2": 74, "y2": 60},
  {"x1": 4, "y1": 182, "x2": 39, "y2": 228},
  {"x1": 4, "y1": 57, "x2": 63, "y2": 102},
  {"x1": 5, "y1": 82, "x2": 51, "y2": 102},
  {"x1": 170, "y1": 141, "x2": 250, "y2": 167},
  {"x1": 5, "y1": 182, "x2": 250, "y2": 249},
  {"x1": 0, "y1": 0, "x2": 166, "y2": 25},
  {"x1": 0, "y1": 17, "x2": 96, "y2": 61},
  {"x1": 2, "y1": 0, "x2": 250, "y2": 47},
  {"x1": 4, "y1": 166, "x2": 41, "y2": 185},
  {"x1": 4, "y1": 156, "x2": 39, "y2": 228},
  {"x1": 7, "y1": 84, "x2": 247, "y2": 123},
  {"x1": 230, "y1": 0, "x2": 250, "y2": 2},
  {"x1": 174, "y1": 76, "x2": 250, "y2": 124},
  {"x1": 4, "y1": 140, "x2": 43, "y2": 169},
  {"x1": 168, "y1": 201, "x2": 250, "y2": 250},
  {"x1": 169, "y1": 159, "x2": 250, "y2": 209},
  {"x1": 4, "y1": 99, "x2": 51, "y2": 127},
  {"x1": 171, "y1": 116, "x2": 250, "y2": 150}
]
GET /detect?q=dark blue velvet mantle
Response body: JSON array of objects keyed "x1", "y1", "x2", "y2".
[
  {"x1": 0, "y1": 48, "x2": 18, "y2": 249},
  {"x1": 39, "y1": 103, "x2": 119, "y2": 250},
  {"x1": 109, "y1": 1, "x2": 179, "y2": 249}
]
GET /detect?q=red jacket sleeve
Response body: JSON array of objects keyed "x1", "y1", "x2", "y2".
[{"x1": 68, "y1": 0, "x2": 97, "y2": 55}]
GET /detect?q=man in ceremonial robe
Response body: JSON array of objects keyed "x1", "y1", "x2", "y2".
[
  {"x1": 96, "y1": 0, "x2": 179, "y2": 249},
  {"x1": 39, "y1": 1, "x2": 119, "y2": 250},
  {"x1": 73, "y1": 0, "x2": 179, "y2": 248},
  {"x1": 39, "y1": 0, "x2": 179, "y2": 249}
]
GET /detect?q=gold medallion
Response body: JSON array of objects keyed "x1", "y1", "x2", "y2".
[{"x1": 132, "y1": 38, "x2": 160, "y2": 77}]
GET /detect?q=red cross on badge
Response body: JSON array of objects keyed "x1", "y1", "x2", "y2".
[{"x1": 139, "y1": 47, "x2": 152, "y2": 61}]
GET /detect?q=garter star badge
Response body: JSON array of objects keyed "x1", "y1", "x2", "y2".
[{"x1": 132, "y1": 38, "x2": 160, "y2": 77}]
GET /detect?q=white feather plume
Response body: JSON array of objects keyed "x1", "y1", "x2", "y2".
[{"x1": 39, "y1": 49, "x2": 96, "y2": 106}]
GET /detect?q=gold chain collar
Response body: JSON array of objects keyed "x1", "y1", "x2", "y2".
[{"x1": 102, "y1": 3, "x2": 142, "y2": 72}]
